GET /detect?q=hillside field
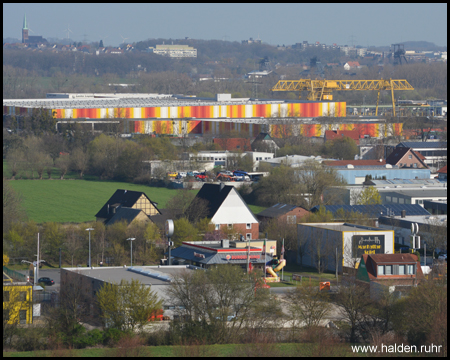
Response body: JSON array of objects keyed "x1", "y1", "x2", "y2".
[{"x1": 7, "y1": 179, "x2": 266, "y2": 224}]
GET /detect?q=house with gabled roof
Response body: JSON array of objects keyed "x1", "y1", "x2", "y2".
[
  {"x1": 251, "y1": 132, "x2": 282, "y2": 152},
  {"x1": 95, "y1": 189, "x2": 161, "y2": 225},
  {"x1": 186, "y1": 183, "x2": 259, "y2": 240},
  {"x1": 386, "y1": 147, "x2": 428, "y2": 169},
  {"x1": 356, "y1": 253, "x2": 424, "y2": 299},
  {"x1": 257, "y1": 203, "x2": 309, "y2": 230}
]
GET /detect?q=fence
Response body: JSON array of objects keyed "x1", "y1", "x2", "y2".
[{"x1": 3, "y1": 266, "x2": 27, "y2": 282}]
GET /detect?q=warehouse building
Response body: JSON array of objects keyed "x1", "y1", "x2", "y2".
[
  {"x1": 4, "y1": 93, "x2": 404, "y2": 139},
  {"x1": 60, "y1": 265, "x2": 201, "y2": 320},
  {"x1": 298, "y1": 222, "x2": 394, "y2": 273}
]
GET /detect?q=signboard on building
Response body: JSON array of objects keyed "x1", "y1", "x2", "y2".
[{"x1": 352, "y1": 235, "x2": 385, "y2": 257}]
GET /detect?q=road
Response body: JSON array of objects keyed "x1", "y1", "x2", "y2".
[{"x1": 18, "y1": 268, "x2": 61, "y2": 291}]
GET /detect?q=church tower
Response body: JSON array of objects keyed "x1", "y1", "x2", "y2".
[{"x1": 22, "y1": 14, "x2": 29, "y2": 43}]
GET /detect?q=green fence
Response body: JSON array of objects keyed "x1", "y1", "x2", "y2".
[{"x1": 3, "y1": 266, "x2": 27, "y2": 282}]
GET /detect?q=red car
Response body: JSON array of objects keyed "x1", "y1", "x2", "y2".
[{"x1": 195, "y1": 174, "x2": 208, "y2": 180}]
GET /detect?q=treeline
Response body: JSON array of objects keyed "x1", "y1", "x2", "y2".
[{"x1": 4, "y1": 41, "x2": 447, "y2": 101}]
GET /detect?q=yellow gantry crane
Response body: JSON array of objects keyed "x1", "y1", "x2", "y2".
[{"x1": 272, "y1": 79, "x2": 414, "y2": 116}]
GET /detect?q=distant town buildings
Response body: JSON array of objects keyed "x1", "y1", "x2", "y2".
[{"x1": 148, "y1": 44, "x2": 197, "y2": 58}]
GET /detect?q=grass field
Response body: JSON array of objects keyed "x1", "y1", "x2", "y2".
[
  {"x1": 3, "y1": 342, "x2": 356, "y2": 357},
  {"x1": 8, "y1": 179, "x2": 198, "y2": 224},
  {"x1": 7, "y1": 178, "x2": 266, "y2": 224}
]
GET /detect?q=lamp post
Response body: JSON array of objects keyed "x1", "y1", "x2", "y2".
[
  {"x1": 22, "y1": 260, "x2": 44, "y2": 286},
  {"x1": 127, "y1": 238, "x2": 136, "y2": 266},
  {"x1": 85, "y1": 228, "x2": 94, "y2": 267}
]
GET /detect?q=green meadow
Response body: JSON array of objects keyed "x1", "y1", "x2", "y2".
[{"x1": 7, "y1": 179, "x2": 265, "y2": 224}]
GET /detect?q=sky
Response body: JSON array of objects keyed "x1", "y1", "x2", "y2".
[{"x1": 3, "y1": 3, "x2": 447, "y2": 47}]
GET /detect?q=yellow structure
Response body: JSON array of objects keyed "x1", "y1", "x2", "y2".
[
  {"x1": 3, "y1": 277, "x2": 33, "y2": 325},
  {"x1": 272, "y1": 79, "x2": 414, "y2": 116}
]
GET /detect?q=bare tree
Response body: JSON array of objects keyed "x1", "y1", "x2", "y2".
[
  {"x1": 335, "y1": 277, "x2": 373, "y2": 342},
  {"x1": 285, "y1": 284, "x2": 331, "y2": 332}
]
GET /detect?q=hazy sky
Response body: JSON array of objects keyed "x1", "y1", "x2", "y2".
[{"x1": 3, "y1": 3, "x2": 447, "y2": 47}]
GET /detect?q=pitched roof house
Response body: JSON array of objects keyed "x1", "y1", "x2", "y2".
[
  {"x1": 251, "y1": 132, "x2": 282, "y2": 152},
  {"x1": 356, "y1": 253, "x2": 425, "y2": 299},
  {"x1": 437, "y1": 165, "x2": 447, "y2": 180},
  {"x1": 386, "y1": 147, "x2": 428, "y2": 169},
  {"x1": 213, "y1": 138, "x2": 251, "y2": 151},
  {"x1": 95, "y1": 189, "x2": 161, "y2": 225},
  {"x1": 187, "y1": 183, "x2": 259, "y2": 240},
  {"x1": 344, "y1": 61, "x2": 360, "y2": 70},
  {"x1": 257, "y1": 203, "x2": 309, "y2": 230}
]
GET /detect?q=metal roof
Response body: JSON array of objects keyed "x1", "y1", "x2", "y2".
[
  {"x1": 397, "y1": 141, "x2": 447, "y2": 149},
  {"x1": 309, "y1": 204, "x2": 431, "y2": 217}
]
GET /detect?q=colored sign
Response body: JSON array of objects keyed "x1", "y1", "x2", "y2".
[
  {"x1": 230, "y1": 255, "x2": 261, "y2": 260},
  {"x1": 352, "y1": 235, "x2": 385, "y2": 257},
  {"x1": 226, "y1": 255, "x2": 231, "y2": 260}
]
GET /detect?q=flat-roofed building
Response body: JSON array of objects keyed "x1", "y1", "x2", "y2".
[
  {"x1": 149, "y1": 44, "x2": 197, "y2": 58},
  {"x1": 298, "y1": 222, "x2": 394, "y2": 273}
]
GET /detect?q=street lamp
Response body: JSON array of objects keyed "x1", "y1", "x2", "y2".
[
  {"x1": 127, "y1": 238, "x2": 136, "y2": 266},
  {"x1": 85, "y1": 228, "x2": 94, "y2": 268},
  {"x1": 22, "y1": 260, "x2": 45, "y2": 286}
]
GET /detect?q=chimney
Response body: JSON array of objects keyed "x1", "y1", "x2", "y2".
[{"x1": 401, "y1": 210, "x2": 406, "y2": 218}]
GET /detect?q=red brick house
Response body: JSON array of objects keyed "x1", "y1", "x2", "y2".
[
  {"x1": 213, "y1": 138, "x2": 251, "y2": 151},
  {"x1": 324, "y1": 130, "x2": 361, "y2": 145},
  {"x1": 257, "y1": 203, "x2": 309, "y2": 230},
  {"x1": 386, "y1": 147, "x2": 428, "y2": 169},
  {"x1": 356, "y1": 253, "x2": 425, "y2": 299}
]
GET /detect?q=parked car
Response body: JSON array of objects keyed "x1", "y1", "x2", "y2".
[
  {"x1": 438, "y1": 254, "x2": 447, "y2": 261},
  {"x1": 38, "y1": 277, "x2": 55, "y2": 286},
  {"x1": 167, "y1": 172, "x2": 178, "y2": 178}
]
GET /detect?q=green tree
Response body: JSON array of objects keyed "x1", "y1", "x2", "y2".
[
  {"x1": 172, "y1": 218, "x2": 198, "y2": 246},
  {"x1": 356, "y1": 186, "x2": 381, "y2": 205},
  {"x1": 323, "y1": 136, "x2": 358, "y2": 160},
  {"x1": 97, "y1": 278, "x2": 162, "y2": 331},
  {"x1": 42, "y1": 222, "x2": 65, "y2": 263}
]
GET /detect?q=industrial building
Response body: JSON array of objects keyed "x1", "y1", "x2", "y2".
[
  {"x1": 170, "y1": 239, "x2": 277, "y2": 269},
  {"x1": 298, "y1": 222, "x2": 394, "y2": 273},
  {"x1": 148, "y1": 44, "x2": 197, "y2": 58},
  {"x1": 60, "y1": 265, "x2": 201, "y2": 320},
  {"x1": 3, "y1": 93, "x2": 405, "y2": 139}
]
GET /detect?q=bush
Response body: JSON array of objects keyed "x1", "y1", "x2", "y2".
[
  {"x1": 14, "y1": 326, "x2": 48, "y2": 352},
  {"x1": 102, "y1": 328, "x2": 128, "y2": 346},
  {"x1": 72, "y1": 328, "x2": 103, "y2": 349},
  {"x1": 106, "y1": 334, "x2": 151, "y2": 357}
]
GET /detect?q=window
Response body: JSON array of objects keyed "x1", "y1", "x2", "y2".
[
  {"x1": 19, "y1": 310, "x2": 27, "y2": 324},
  {"x1": 408, "y1": 155, "x2": 412, "y2": 159},
  {"x1": 399, "y1": 163, "x2": 402, "y2": 167},
  {"x1": 378, "y1": 265, "x2": 384, "y2": 275},
  {"x1": 227, "y1": 224, "x2": 233, "y2": 230},
  {"x1": 399, "y1": 265, "x2": 405, "y2": 275},
  {"x1": 406, "y1": 265, "x2": 415, "y2": 275},
  {"x1": 399, "y1": 198, "x2": 405, "y2": 204},
  {"x1": 19, "y1": 291, "x2": 27, "y2": 302},
  {"x1": 246, "y1": 223, "x2": 251, "y2": 229},
  {"x1": 385, "y1": 265, "x2": 392, "y2": 275},
  {"x1": 413, "y1": 163, "x2": 417, "y2": 168},
  {"x1": 392, "y1": 197, "x2": 398, "y2": 203},
  {"x1": 3, "y1": 291, "x2": 10, "y2": 302},
  {"x1": 287, "y1": 215, "x2": 297, "y2": 224},
  {"x1": 215, "y1": 224, "x2": 220, "y2": 231},
  {"x1": 246, "y1": 233, "x2": 251, "y2": 240},
  {"x1": 386, "y1": 196, "x2": 391, "y2": 202}
]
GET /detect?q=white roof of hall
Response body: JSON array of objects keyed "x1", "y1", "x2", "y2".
[{"x1": 3, "y1": 94, "x2": 286, "y2": 110}]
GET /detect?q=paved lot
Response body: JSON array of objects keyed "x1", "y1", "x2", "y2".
[{"x1": 18, "y1": 268, "x2": 61, "y2": 291}]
